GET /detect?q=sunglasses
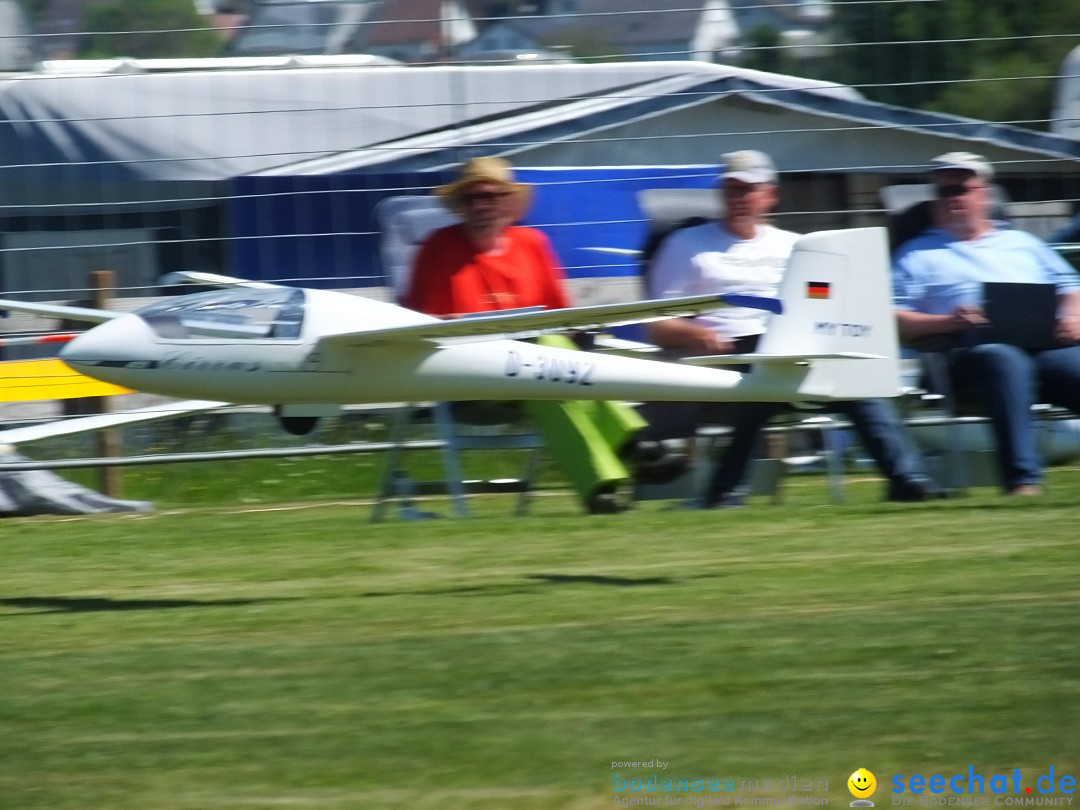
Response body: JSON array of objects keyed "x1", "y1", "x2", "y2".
[
  {"x1": 462, "y1": 191, "x2": 513, "y2": 204},
  {"x1": 937, "y1": 183, "x2": 984, "y2": 198}
]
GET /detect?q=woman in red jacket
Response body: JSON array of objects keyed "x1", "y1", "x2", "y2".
[{"x1": 404, "y1": 157, "x2": 680, "y2": 513}]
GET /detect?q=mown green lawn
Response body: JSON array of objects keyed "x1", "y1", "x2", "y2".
[{"x1": 1, "y1": 468, "x2": 1078, "y2": 809}]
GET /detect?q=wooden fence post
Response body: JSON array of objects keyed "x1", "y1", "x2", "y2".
[{"x1": 88, "y1": 270, "x2": 121, "y2": 497}]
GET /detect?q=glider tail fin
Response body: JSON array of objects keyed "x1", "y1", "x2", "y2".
[{"x1": 756, "y1": 226, "x2": 901, "y2": 400}]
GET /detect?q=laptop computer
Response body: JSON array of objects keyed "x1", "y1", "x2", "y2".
[{"x1": 977, "y1": 282, "x2": 1058, "y2": 350}]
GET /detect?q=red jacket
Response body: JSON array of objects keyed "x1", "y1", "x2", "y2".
[{"x1": 403, "y1": 224, "x2": 570, "y2": 315}]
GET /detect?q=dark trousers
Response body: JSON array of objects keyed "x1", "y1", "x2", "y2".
[
  {"x1": 703, "y1": 398, "x2": 926, "y2": 501},
  {"x1": 635, "y1": 336, "x2": 927, "y2": 500},
  {"x1": 947, "y1": 342, "x2": 1080, "y2": 489}
]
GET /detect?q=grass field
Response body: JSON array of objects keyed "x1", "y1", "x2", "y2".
[{"x1": 1, "y1": 466, "x2": 1078, "y2": 809}]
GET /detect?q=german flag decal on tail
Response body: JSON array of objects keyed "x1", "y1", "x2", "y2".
[{"x1": 806, "y1": 281, "x2": 831, "y2": 299}]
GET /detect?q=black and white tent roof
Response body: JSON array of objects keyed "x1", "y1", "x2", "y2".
[{"x1": 1, "y1": 58, "x2": 1078, "y2": 213}]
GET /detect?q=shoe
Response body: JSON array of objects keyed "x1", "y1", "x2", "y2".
[
  {"x1": 886, "y1": 478, "x2": 945, "y2": 503},
  {"x1": 701, "y1": 491, "x2": 746, "y2": 509},
  {"x1": 587, "y1": 492, "x2": 629, "y2": 515},
  {"x1": 623, "y1": 440, "x2": 690, "y2": 485},
  {"x1": 1008, "y1": 484, "x2": 1043, "y2": 497},
  {"x1": 633, "y1": 454, "x2": 691, "y2": 485}
]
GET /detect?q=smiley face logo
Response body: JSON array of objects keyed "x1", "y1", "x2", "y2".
[{"x1": 848, "y1": 768, "x2": 877, "y2": 798}]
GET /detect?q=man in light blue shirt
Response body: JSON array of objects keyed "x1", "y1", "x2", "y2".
[{"x1": 893, "y1": 152, "x2": 1080, "y2": 495}]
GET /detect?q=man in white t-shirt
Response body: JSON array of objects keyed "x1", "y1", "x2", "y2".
[{"x1": 639, "y1": 150, "x2": 936, "y2": 506}]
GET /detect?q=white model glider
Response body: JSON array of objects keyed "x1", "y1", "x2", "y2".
[{"x1": 0, "y1": 228, "x2": 901, "y2": 436}]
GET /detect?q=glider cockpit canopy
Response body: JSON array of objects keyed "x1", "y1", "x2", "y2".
[{"x1": 137, "y1": 287, "x2": 306, "y2": 340}]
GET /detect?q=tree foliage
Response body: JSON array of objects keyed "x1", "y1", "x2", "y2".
[
  {"x1": 823, "y1": 0, "x2": 1080, "y2": 129},
  {"x1": 22, "y1": 0, "x2": 50, "y2": 24},
  {"x1": 78, "y1": 0, "x2": 222, "y2": 60},
  {"x1": 741, "y1": 25, "x2": 801, "y2": 77}
]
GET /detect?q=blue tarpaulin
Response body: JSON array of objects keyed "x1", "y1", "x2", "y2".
[{"x1": 226, "y1": 166, "x2": 718, "y2": 288}]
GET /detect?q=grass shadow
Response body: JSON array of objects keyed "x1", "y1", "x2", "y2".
[
  {"x1": 0, "y1": 595, "x2": 293, "y2": 615},
  {"x1": 360, "y1": 572, "x2": 673, "y2": 599},
  {"x1": 527, "y1": 573, "x2": 673, "y2": 587}
]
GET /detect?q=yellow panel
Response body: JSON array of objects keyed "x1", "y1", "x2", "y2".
[{"x1": 0, "y1": 359, "x2": 131, "y2": 402}]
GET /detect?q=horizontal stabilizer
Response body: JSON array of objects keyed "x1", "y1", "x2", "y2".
[{"x1": 320, "y1": 293, "x2": 781, "y2": 348}]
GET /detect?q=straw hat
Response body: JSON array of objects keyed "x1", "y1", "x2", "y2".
[{"x1": 435, "y1": 156, "x2": 532, "y2": 214}]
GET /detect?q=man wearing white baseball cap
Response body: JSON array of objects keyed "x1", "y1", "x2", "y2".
[
  {"x1": 638, "y1": 150, "x2": 935, "y2": 506},
  {"x1": 721, "y1": 149, "x2": 778, "y2": 184},
  {"x1": 928, "y1": 151, "x2": 994, "y2": 180},
  {"x1": 892, "y1": 153, "x2": 1080, "y2": 495}
]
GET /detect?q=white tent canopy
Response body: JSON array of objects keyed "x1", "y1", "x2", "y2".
[{"x1": 1, "y1": 59, "x2": 1079, "y2": 215}]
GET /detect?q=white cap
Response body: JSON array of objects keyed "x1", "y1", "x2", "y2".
[
  {"x1": 721, "y1": 150, "x2": 777, "y2": 184},
  {"x1": 930, "y1": 151, "x2": 994, "y2": 181}
]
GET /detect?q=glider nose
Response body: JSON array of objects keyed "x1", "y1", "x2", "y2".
[{"x1": 60, "y1": 315, "x2": 156, "y2": 382}]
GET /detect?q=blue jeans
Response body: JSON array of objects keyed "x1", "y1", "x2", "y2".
[
  {"x1": 706, "y1": 398, "x2": 927, "y2": 501},
  {"x1": 948, "y1": 342, "x2": 1080, "y2": 490}
]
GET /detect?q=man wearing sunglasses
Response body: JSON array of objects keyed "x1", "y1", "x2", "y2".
[{"x1": 892, "y1": 152, "x2": 1080, "y2": 495}]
